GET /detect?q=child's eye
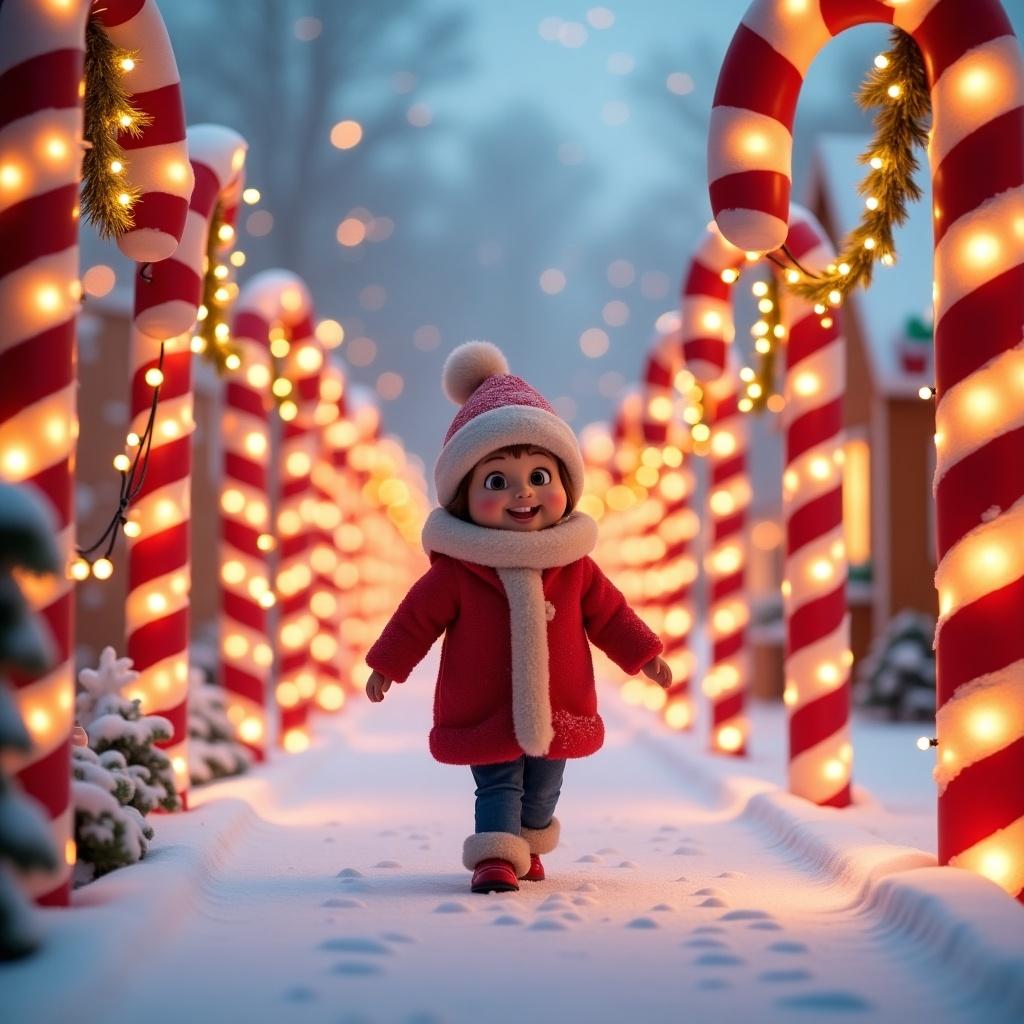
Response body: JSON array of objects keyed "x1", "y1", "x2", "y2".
[
  {"x1": 483, "y1": 472, "x2": 507, "y2": 490},
  {"x1": 529, "y1": 468, "x2": 552, "y2": 486}
]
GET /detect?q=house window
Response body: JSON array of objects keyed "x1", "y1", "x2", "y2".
[{"x1": 843, "y1": 435, "x2": 871, "y2": 579}]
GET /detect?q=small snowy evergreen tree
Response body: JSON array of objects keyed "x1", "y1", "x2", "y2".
[
  {"x1": 71, "y1": 745, "x2": 153, "y2": 884},
  {"x1": 76, "y1": 647, "x2": 180, "y2": 815},
  {"x1": 188, "y1": 667, "x2": 251, "y2": 786},
  {"x1": 0, "y1": 483, "x2": 60, "y2": 959},
  {"x1": 855, "y1": 610, "x2": 936, "y2": 721}
]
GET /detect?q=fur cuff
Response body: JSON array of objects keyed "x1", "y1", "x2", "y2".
[
  {"x1": 520, "y1": 817, "x2": 560, "y2": 854},
  {"x1": 462, "y1": 831, "x2": 531, "y2": 876}
]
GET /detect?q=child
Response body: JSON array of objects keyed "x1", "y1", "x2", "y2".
[{"x1": 365, "y1": 341, "x2": 671, "y2": 894}]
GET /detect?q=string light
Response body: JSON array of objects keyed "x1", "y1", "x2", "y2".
[{"x1": 781, "y1": 28, "x2": 928, "y2": 309}]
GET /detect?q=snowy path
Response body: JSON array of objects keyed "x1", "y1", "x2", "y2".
[{"x1": 8, "y1": 664, "x2": 1024, "y2": 1024}]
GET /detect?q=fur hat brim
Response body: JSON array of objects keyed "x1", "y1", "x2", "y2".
[{"x1": 434, "y1": 405, "x2": 585, "y2": 507}]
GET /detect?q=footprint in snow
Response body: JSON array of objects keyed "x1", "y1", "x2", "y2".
[
  {"x1": 378, "y1": 829, "x2": 398, "y2": 837},
  {"x1": 698, "y1": 897, "x2": 728, "y2": 908},
  {"x1": 323, "y1": 898, "x2": 366, "y2": 909},
  {"x1": 374, "y1": 860, "x2": 401, "y2": 869},
  {"x1": 337, "y1": 868, "x2": 365, "y2": 879},
  {"x1": 749, "y1": 921, "x2": 783, "y2": 931},
  {"x1": 407, "y1": 833, "x2": 429, "y2": 840},
  {"x1": 759, "y1": 969, "x2": 814, "y2": 983},
  {"x1": 659, "y1": 825, "x2": 679, "y2": 832},
  {"x1": 673, "y1": 846, "x2": 703, "y2": 856},
  {"x1": 539, "y1": 894, "x2": 571, "y2": 906},
  {"x1": 692, "y1": 887, "x2": 726, "y2": 897},
  {"x1": 720, "y1": 909, "x2": 774, "y2": 922},
  {"x1": 320, "y1": 937, "x2": 393, "y2": 956},
  {"x1": 576, "y1": 881, "x2": 599, "y2": 892},
  {"x1": 649, "y1": 903, "x2": 674, "y2": 912},
  {"x1": 576, "y1": 854, "x2": 602, "y2": 863},
  {"x1": 682, "y1": 937, "x2": 728, "y2": 949},
  {"x1": 693, "y1": 952, "x2": 745, "y2": 967},
  {"x1": 596, "y1": 847, "x2": 621, "y2": 855},
  {"x1": 692, "y1": 925, "x2": 726, "y2": 934},
  {"x1": 331, "y1": 961, "x2": 383, "y2": 977},
  {"x1": 697, "y1": 978, "x2": 731, "y2": 991},
  {"x1": 768, "y1": 941, "x2": 808, "y2": 954},
  {"x1": 492, "y1": 914, "x2": 523, "y2": 926},
  {"x1": 282, "y1": 985, "x2": 318, "y2": 1002},
  {"x1": 529, "y1": 918, "x2": 569, "y2": 931},
  {"x1": 716, "y1": 871, "x2": 745, "y2": 879},
  {"x1": 775, "y1": 991, "x2": 872, "y2": 1012},
  {"x1": 573, "y1": 895, "x2": 598, "y2": 907},
  {"x1": 561, "y1": 911, "x2": 584, "y2": 922},
  {"x1": 433, "y1": 901, "x2": 471, "y2": 914},
  {"x1": 382, "y1": 932, "x2": 415, "y2": 943},
  {"x1": 626, "y1": 917, "x2": 658, "y2": 929},
  {"x1": 617, "y1": 860, "x2": 638, "y2": 869}
]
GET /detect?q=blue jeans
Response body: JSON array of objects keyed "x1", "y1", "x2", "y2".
[{"x1": 470, "y1": 756, "x2": 566, "y2": 835}]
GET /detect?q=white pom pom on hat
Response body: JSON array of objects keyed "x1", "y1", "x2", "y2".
[
  {"x1": 442, "y1": 340, "x2": 510, "y2": 405},
  {"x1": 434, "y1": 340, "x2": 585, "y2": 508}
]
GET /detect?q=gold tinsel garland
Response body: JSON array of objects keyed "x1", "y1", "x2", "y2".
[
  {"x1": 81, "y1": 18, "x2": 152, "y2": 238},
  {"x1": 739, "y1": 273, "x2": 785, "y2": 414},
  {"x1": 194, "y1": 201, "x2": 242, "y2": 374},
  {"x1": 785, "y1": 28, "x2": 930, "y2": 307}
]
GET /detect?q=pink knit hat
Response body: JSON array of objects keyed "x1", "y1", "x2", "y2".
[{"x1": 435, "y1": 341, "x2": 585, "y2": 506}]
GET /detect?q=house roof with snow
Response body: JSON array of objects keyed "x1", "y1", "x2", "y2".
[{"x1": 807, "y1": 134, "x2": 934, "y2": 399}]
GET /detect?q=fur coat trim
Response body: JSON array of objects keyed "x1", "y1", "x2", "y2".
[
  {"x1": 463, "y1": 831, "x2": 531, "y2": 875},
  {"x1": 422, "y1": 510, "x2": 597, "y2": 756},
  {"x1": 521, "y1": 817, "x2": 560, "y2": 855}
]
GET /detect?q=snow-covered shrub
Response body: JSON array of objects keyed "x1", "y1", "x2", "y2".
[
  {"x1": 76, "y1": 647, "x2": 179, "y2": 815},
  {"x1": 71, "y1": 746, "x2": 153, "y2": 884},
  {"x1": 188, "y1": 667, "x2": 251, "y2": 786},
  {"x1": 0, "y1": 482, "x2": 60, "y2": 959},
  {"x1": 856, "y1": 610, "x2": 936, "y2": 721}
]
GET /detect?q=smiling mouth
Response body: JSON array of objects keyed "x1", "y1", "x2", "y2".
[{"x1": 506, "y1": 506, "x2": 540, "y2": 522}]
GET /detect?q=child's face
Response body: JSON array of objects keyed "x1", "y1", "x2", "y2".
[{"x1": 467, "y1": 449, "x2": 567, "y2": 531}]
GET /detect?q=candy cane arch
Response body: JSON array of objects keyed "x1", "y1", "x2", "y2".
[
  {"x1": 710, "y1": 0, "x2": 1024, "y2": 889},
  {"x1": 0, "y1": 0, "x2": 187, "y2": 904},
  {"x1": 680, "y1": 212, "x2": 849, "y2": 793},
  {"x1": 124, "y1": 127, "x2": 246, "y2": 800},
  {"x1": 638, "y1": 335, "x2": 699, "y2": 731}
]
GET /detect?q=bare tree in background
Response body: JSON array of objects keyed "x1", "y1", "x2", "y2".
[{"x1": 164, "y1": 0, "x2": 470, "y2": 276}]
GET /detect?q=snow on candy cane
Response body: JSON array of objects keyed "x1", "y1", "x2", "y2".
[
  {"x1": 124, "y1": 126, "x2": 247, "y2": 802},
  {"x1": 0, "y1": 0, "x2": 185, "y2": 904},
  {"x1": 680, "y1": 211, "x2": 849, "y2": 790},
  {"x1": 709, "y1": 0, "x2": 1024, "y2": 895}
]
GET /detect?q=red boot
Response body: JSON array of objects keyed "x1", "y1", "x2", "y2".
[
  {"x1": 521, "y1": 854, "x2": 545, "y2": 882},
  {"x1": 471, "y1": 858, "x2": 519, "y2": 893}
]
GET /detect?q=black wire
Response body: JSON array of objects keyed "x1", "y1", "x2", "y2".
[
  {"x1": 780, "y1": 243, "x2": 820, "y2": 279},
  {"x1": 76, "y1": 341, "x2": 166, "y2": 561}
]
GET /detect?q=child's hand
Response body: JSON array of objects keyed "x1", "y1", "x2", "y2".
[
  {"x1": 641, "y1": 656, "x2": 672, "y2": 689},
  {"x1": 366, "y1": 670, "x2": 392, "y2": 703}
]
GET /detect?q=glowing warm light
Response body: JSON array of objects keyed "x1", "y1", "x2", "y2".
[
  {"x1": 916, "y1": 736, "x2": 932, "y2": 751},
  {"x1": 70, "y1": 558, "x2": 91, "y2": 581},
  {"x1": 979, "y1": 850, "x2": 1010, "y2": 883},
  {"x1": 664, "y1": 701, "x2": 692, "y2": 730},
  {"x1": 222, "y1": 560, "x2": 246, "y2": 585},
  {"x1": 817, "y1": 663, "x2": 839, "y2": 685},
  {"x1": 823, "y1": 758, "x2": 845, "y2": 780},
  {"x1": 793, "y1": 372, "x2": 819, "y2": 397},
  {"x1": 701, "y1": 311, "x2": 723, "y2": 331},
  {"x1": 709, "y1": 490, "x2": 735, "y2": 517},
  {"x1": 710, "y1": 431, "x2": 736, "y2": 457},
  {"x1": 0, "y1": 163, "x2": 23, "y2": 189},
  {"x1": 316, "y1": 319, "x2": 345, "y2": 348},
  {"x1": 720, "y1": 268, "x2": 739, "y2": 284},
  {"x1": 145, "y1": 368, "x2": 164, "y2": 388},
  {"x1": 283, "y1": 729, "x2": 310, "y2": 753},
  {"x1": 810, "y1": 559, "x2": 833, "y2": 582},
  {"x1": 970, "y1": 709, "x2": 1002, "y2": 741},
  {"x1": 783, "y1": 685, "x2": 797, "y2": 707},
  {"x1": 147, "y1": 593, "x2": 168, "y2": 614},
  {"x1": 716, "y1": 725, "x2": 744, "y2": 752},
  {"x1": 336, "y1": 218, "x2": 367, "y2": 246},
  {"x1": 743, "y1": 132, "x2": 769, "y2": 155},
  {"x1": 92, "y1": 558, "x2": 114, "y2": 580},
  {"x1": 808, "y1": 456, "x2": 831, "y2": 481},
  {"x1": 966, "y1": 233, "x2": 1000, "y2": 266}
]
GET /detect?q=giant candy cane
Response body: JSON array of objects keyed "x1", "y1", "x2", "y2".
[
  {"x1": 710, "y1": 0, "x2": 1024, "y2": 892},
  {"x1": 0, "y1": 0, "x2": 187, "y2": 903},
  {"x1": 126, "y1": 126, "x2": 246, "y2": 798},
  {"x1": 638, "y1": 335, "x2": 699, "y2": 730},
  {"x1": 680, "y1": 212, "x2": 849, "y2": 790}
]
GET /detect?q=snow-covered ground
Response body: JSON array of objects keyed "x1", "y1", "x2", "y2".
[{"x1": 6, "y1": 660, "x2": 1024, "y2": 1024}]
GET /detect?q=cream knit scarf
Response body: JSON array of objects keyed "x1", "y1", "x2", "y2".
[{"x1": 421, "y1": 508, "x2": 598, "y2": 756}]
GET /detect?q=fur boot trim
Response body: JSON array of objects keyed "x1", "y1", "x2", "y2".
[
  {"x1": 463, "y1": 831, "x2": 531, "y2": 876},
  {"x1": 521, "y1": 817, "x2": 560, "y2": 854}
]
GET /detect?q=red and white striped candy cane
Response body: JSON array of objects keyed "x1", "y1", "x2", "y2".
[
  {"x1": 679, "y1": 228, "x2": 755, "y2": 755},
  {"x1": 638, "y1": 335, "x2": 699, "y2": 730},
  {"x1": 702, "y1": 372, "x2": 751, "y2": 756},
  {"x1": 125, "y1": 127, "x2": 246, "y2": 797},
  {"x1": 230, "y1": 271, "x2": 321, "y2": 753},
  {"x1": 1, "y1": 0, "x2": 186, "y2": 900},
  {"x1": 222, "y1": 285, "x2": 276, "y2": 760},
  {"x1": 710, "y1": 0, "x2": 1024, "y2": 892},
  {"x1": 93, "y1": 0, "x2": 192, "y2": 263},
  {"x1": 680, "y1": 211, "x2": 847, "y2": 781}
]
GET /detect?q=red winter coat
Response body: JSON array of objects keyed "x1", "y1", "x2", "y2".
[{"x1": 366, "y1": 553, "x2": 662, "y2": 765}]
